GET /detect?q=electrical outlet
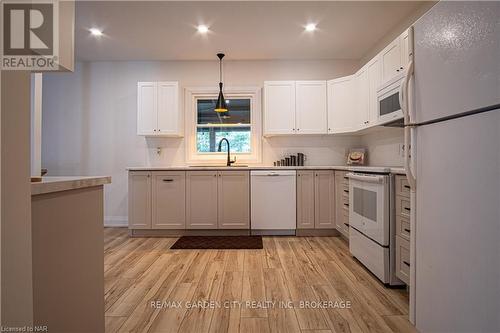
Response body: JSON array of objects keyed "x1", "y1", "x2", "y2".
[{"x1": 398, "y1": 144, "x2": 405, "y2": 157}]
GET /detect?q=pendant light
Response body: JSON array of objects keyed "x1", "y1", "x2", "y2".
[{"x1": 214, "y1": 53, "x2": 228, "y2": 113}]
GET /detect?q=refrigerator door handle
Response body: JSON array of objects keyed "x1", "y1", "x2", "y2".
[{"x1": 403, "y1": 60, "x2": 417, "y2": 189}]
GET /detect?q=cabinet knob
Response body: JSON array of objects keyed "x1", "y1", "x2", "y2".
[
  {"x1": 400, "y1": 66, "x2": 404, "y2": 69},
  {"x1": 396, "y1": 69, "x2": 400, "y2": 72}
]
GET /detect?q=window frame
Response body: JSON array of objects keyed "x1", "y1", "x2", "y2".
[{"x1": 185, "y1": 86, "x2": 262, "y2": 165}]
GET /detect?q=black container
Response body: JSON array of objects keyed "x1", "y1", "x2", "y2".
[
  {"x1": 285, "y1": 157, "x2": 290, "y2": 166},
  {"x1": 281, "y1": 159, "x2": 285, "y2": 166},
  {"x1": 276, "y1": 160, "x2": 281, "y2": 166},
  {"x1": 297, "y1": 153, "x2": 305, "y2": 166},
  {"x1": 290, "y1": 155, "x2": 297, "y2": 166}
]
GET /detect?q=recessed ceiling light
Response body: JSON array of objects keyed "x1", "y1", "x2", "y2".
[
  {"x1": 305, "y1": 23, "x2": 317, "y2": 32},
  {"x1": 89, "y1": 28, "x2": 103, "y2": 37},
  {"x1": 197, "y1": 25, "x2": 209, "y2": 34}
]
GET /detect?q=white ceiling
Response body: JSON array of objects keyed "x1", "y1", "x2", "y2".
[{"x1": 75, "y1": 1, "x2": 425, "y2": 61}]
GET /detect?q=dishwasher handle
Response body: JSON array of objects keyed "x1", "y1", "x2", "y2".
[{"x1": 346, "y1": 173, "x2": 386, "y2": 184}]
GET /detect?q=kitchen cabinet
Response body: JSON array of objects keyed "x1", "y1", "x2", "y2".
[
  {"x1": 367, "y1": 56, "x2": 382, "y2": 126},
  {"x1": 400, "y1": 29, "x2": 411, "y2": 70},
  {"x1": 314, "y1": 170, "x2": 335, "y2": 229},
  {"x1": 381, "y1": 38, "x2": 403, "y2": 83},
  {"x1": 152, "y1": 171, "x2": 186, "y2": 229},
  {"x1": 394, "y1": 174, "x2": 411, "y2": 284},
  {"x1": 297, "y1": 170, "x2": 335, "y2": 229},
  {"x1": 186, "y1": 171, "x2": 219, "y2": 229},
  {"x1": 355, "y1": 68, "x2": 370, "y2": 130},
  {"x1": 263, "y1": 81, "x2": 296, "y2": 135},
  {"x1": 334, "y1": 171, "x2": 350, "y2": 238},
  {"x1": 264, "y1": 80, "x2": 327, "y2": 135},
  {"x1": 128, "y1": 171, "x2": 152, "y2": 229},
  {"x1": 327, "y1": 76, "x2": 357, "y2": 133},
  {"x1": 295, "y1": 81, "x2": 328, "y2": 134},
  {"x1": 137, "y1": 81, "x2": 181, "y2": 137},
  {"x1": 217, "y1": 171, "x2": 250, "y2": 229},
  {"x1": 297, "y1": 171, "x2": 315, "y2": 229}
]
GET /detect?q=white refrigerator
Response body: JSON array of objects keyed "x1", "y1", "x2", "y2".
[{"x1": 402, "y1": 2, "x2": 500, "y2": 332}]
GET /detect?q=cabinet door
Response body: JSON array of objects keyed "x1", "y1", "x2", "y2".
[
  {"x1": 297, "y1": 171, "x2": 315, "y2": 229},
  {"x1": 264, "y1": 81, "x2": 296, "y2": 135},
  {"x1": 186, "y1": 171, "x2": 218, "y2": 229},
  {"x1": 381, "y1": 38, "x2": 402, "y2": 83},
  {"x1": 400, "y1": 29, "x2": 410, "y2": 70},
  {"x1": 128, "y1": 171, "x2": 152, "y2": 229},
  {"x1": 355, "y1": 69, "x2": 370, "y2": 129},
  {"x1": 367, "y1": 56, "x2": 382, "y2": 126},
  {"x1": 217, "y1": 171, "x2": 249, "y2": 229},
  {"x1": 152, "y1": 171, "x2": 185, "y2": 229},
  {"x1": 157, "y1": 82, "x2": 180, "y2": 135},
  {"x1": 295, "y1": 81, "x2": 327, "y2": 134},
  {"x1": 327, "y1": 76, "x2": 356, "y2": 133},
  {"x1": 314, "y1": 171, "x2": 335, "y2": 229},
  {"x1": 137, "y1": 82, "x2": 157, "y2": 135}
]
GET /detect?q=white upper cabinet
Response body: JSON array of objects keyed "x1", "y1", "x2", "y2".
[
  {"x1": 355, "y1": 68, "x2": 370, "y2": 130},
  {"x1": 367, "y1": 56, "x2": 383, "y2": 126},
  {"x1": 137, "y1": 81, "x2": 181, "y2": 137},
  {"x1": 137, "y1": 82, "x2": 157, "y2": 135},
  {"x1": 157, "y1": 82, "x2": 180, "y2": 135},
  {"x1": 327, "y1": 76, "x2": 357, "y2": 134},
  {"x1": 295, "y1": 81, "x2": 327, "y2": 134},
  {"x1": 264, "y1": 81, "x2": 327, "y2": 136},
  {"x1": 381, "y1": 38, "x2": 403, "y2": 83},
  {"x1": 264, "y1": 81, "x2": 296, "y2": 135},
  {"x1": 400, "y1": 29, "x2": 411, "y2": 69}
]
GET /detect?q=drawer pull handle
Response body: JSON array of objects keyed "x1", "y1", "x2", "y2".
[
  {"x1": 343, "y1": 190, "x2": 349, "y2": 193},
  {"x1": 343, "y1": 176, "x2": 348, "y2": 180},
  {"x1": 343, "y1": 223, "x2": 349, "y2": 227},
  {"x1": 404, "y1": 185, "x2": 410, "y2": 189},
  {"x1": 344, "y1": 203, "x2": 349, "y2": 207},
  {"x1": 403, "y1": 260, "x2": 410, "y2": 267},
  {"x1": 404, "y1": 207, "x2": 411, "y2": 211},
  {"x1": 162, "y1": 179, "x2": 174, "y2": 182},
  {"x1": 404, "y1": 228, "x2": 411, "y2": 233}
]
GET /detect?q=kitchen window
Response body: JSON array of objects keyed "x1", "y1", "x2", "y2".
[
  {"x1": 196, "y1": 98, "x2": 251, "y2": 153},
  {"x1": 185, "y1": 87, "x2": 262, "y2": 164}
]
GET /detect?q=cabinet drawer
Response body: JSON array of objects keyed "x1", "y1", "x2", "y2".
[
  {"x1": 342, "y1": 209, "x2": 349, "y2": 228},
  {"x1": 395, "y1": 175, "x2": 410, "y2": 198},
  {"x1": 395, "y1": 236, "x2": 410, "y2": 284},
  {"x1": 342, "y1": 187, "x2": 349, "y2": 201},
  {"x1": 395, "y1": 195, "x2": 411, "y2": 218},
  {"x1": 396, "y1": 215, "x2": 411, "y2": 241}
]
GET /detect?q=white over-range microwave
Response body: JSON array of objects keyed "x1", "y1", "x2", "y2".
[{"x1": 376, "y1": 73, "x2": 405, "y2": 125}]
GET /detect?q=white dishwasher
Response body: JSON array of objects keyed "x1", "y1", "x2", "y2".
[{"x1": 250, "y1": 170, "x2": 296, "y2": 235}]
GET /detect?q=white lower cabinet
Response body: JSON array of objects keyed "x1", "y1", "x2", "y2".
[
  {"x1": 217, "y1": 171, "x2": 250, "y2": 229},
  {"x1": 152, "y1": 171, "x2": 186, "y2": 229},
  {"x1": 314, "y1": 171, "x2": 335, "y2": 229},
  {"x1": 297, "y1": 171, "x2": 315, "y2": 229},
  {"x1": 296, "y1": 170, "x2": 335, "y2": 229},
  {"x1": 186, "y1": 171, "x2": 219, "y2": 229},
  {"x1": 128, "y1": 171, "x2": 152, "y2": 229},
  {"x1": 129, "y1": 170, "x2": 250, "y2": 230}
]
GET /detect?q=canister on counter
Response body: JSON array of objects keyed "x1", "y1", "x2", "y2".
[
  {"x1": 285, "y1": 157, "x2": 290, "y2": 166},
  {"x1": 297, "y1": 153, "x2": 305, "y2": 166},
  {"x1": 290, "y1": 155, "x2": 297, "y2": 166}
]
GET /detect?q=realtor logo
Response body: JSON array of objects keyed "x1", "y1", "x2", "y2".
[{"x1": 1, "y1": 0, "x2": 59, "y2": 70}]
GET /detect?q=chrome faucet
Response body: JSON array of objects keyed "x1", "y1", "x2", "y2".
[{"x1": 217, "y1": 138, "x2": 236, "y2": 166}]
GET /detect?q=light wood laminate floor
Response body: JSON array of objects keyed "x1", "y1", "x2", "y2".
[{"x1": 104, "y1": 228, "x2": 416, "y2": 333}]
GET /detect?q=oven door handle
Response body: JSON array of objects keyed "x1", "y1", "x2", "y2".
[{"x1": 346, "y1": 173, "x2": 385, "y2": 184}]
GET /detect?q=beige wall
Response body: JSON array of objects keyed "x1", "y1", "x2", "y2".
[
  {"x1": 1, "y1": 71, "x2": 34, "y2": 326},
  {"x1": 359, "y1": 1, "x2": 436, "y2": 67},
  {"x1": 42, "y1": 60, "x2": 362, "y2": 224}
]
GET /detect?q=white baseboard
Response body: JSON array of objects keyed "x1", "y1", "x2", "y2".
[{"x1": 104, "y1": 216, "x2": 128, "y2": 227}]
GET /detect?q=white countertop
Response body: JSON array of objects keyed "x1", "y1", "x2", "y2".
[
  {"x1": 127, "y1": 165, "x2": 406, "y2": 174},
  {"x1": 31, "y1": 176, "x2": 112, "y2": 195}
]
